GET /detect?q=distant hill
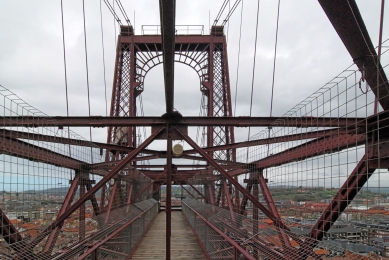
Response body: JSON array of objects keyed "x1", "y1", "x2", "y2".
[
  {"x1": 361, "y1": 187, "x2": 389, "y2": 194},
  {"x1": 23, "y1": 187, "x2": 101, "y2": 196},
  {"x1": 23, "y1": 187, "x2": 69, "y2": 195}
]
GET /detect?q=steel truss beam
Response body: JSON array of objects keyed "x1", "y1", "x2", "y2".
[
  {"x1": 0, "y1": 128, "x2": 158, "y2": 155},
  {"x1": 319, "y1": 0, "x2": 389, "y2": 110},
  {"x1": 255, "y1": 133, "x2": 365, "y2": 169},
  {"x1": 227, "y1": 133, "x2": 366, "y2": 178},
  {"x1": 0, "y1": 115, "x2": 364, "y2": 128},
  {"x1": 14, "y1": 128, "x2": 163, "y2": 260},
  {"x1": 0, "y1": 137, "x2": 87, "y2": 170},
  {"x1": 309, "y1": 154, "x2": 375, "y2": 241},
  {"x1": 183, "y1": 128, "x2": 346, "y2": 155},
  {"x1": 174, "y1": 127, "x2": 290, "y2": 231}
]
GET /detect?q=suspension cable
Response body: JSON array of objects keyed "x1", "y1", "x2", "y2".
[
  {"x1": 233, "y1": 0, "x2": 244, "y2": 116},
  {"x1": 113, "y1": 0, "x2": 117, "y2": 46},
  {"x1": 213, "y1": 0, "x2": 243, "y2": 27},
  {"x1": 246, "y1": 0, "x2": 261, "y2": 162},
  {"x1": 103, "y1": 0, "x2": 123, "y2": 25},
  {"x1": 269, "y1": 0, "x2": 281, "y2": 119},
  {"x1": 60, "y1": 0, "x2": 72, "y2": 171},
  {"x1": 347, "y1": 0, "x2": 389, "y2": 94},
  {"x1": 221, "y1": 0, "x2": 242, "y2": 26},
  {"x1": 213, "y1": 0, "x2": 229, "y2": 26},
  {"x1": 375, "y1": 0, "x2": 385, "y2": 114},
  {"x1": 99, "y1": 0, "x2": 108, "y2": 116},
  {"x1": 266, "y1": 0, "x2": 281, "y2": 160},
  {"x1": 60, "y1": 1, "x2": 69, "y2": 119},
  {"x1": 115, "y1": 0, "x2": 132, "y2": 26},
  {"x1": 82, "y1": 0, "x2": 94, "y2": 163}
]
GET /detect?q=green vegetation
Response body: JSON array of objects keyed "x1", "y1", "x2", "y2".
[
  {"x1": 269, "y1": 187, "x2": 389, "y2": 202},
  {"x1": 269, "y1": 187, "x2": 338, "y2": 202}
]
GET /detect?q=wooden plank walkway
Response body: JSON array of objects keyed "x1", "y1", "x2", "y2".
[{"x1": 131, "y1": 211, "x2": 206, "y2": 259}]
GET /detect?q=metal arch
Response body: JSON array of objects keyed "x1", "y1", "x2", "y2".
[{"x1": 134, "y1": 46, "x2": 209, "y2": 94}]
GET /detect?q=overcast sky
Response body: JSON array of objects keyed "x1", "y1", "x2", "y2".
[
  {"x1": 1, "y1": 1, "x2": 387, "y2": 141},
  {"x1": 0, "y1": 1, "x2": 388, "y2": 189}
]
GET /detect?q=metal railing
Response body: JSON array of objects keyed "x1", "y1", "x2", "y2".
[
  {"x1": 183, "y1": 198, "x2": 375, "y2": 259},
  {"x1": 183, "y1": 198, "x2": 255, "y2": 260},
  {"x1": 141, "y1": 25, "x2": 204, "y2": 35},
  {"x1": 44, "y1": 199, "x2": 159, "y2": 260}
]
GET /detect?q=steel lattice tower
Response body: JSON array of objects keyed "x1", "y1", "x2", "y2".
[{"x1": 100, "y1": 25, "x2": 237, "y2": 212}]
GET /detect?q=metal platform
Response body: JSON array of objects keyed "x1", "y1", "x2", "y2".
[{"x1": 131, "y1": 211, "x2": 206, "y2": 259}]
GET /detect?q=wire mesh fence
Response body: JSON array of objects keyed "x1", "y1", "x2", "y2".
[
  {"x1": 184, "y1": 39, "x2": 389, "y2": 258},
  {"x1": 0, "y1": 86, "x2": 155, "y2": 259},
  {"x1": 183, "y1": 198, "x2": 384, "y2": 259}
]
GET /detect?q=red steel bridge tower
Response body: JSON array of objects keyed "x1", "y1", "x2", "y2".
[
  {"x1": 0, "y1": 0, "x2": 389, "y2": 259},
  {"x1": 100, "y1": 24, "x2": 238, "y2": 215}
]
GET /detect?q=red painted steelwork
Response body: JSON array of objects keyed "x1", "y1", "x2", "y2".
[
  {"x1": 184, "y1": 203, "x2": 255, "y2": 260},
  {"x1": 132, "y1": 170, "x2": 166, "y2": 202},
  {"x1": 180, "y1": 184, "x2": 197, "y2": 199},
  {"x1": 223, "y1": 181, "x2": 236, "y2": 223},
  {"x1": 159, "y1": 0, "x2": 176, "y2": 114},
  {"x1": 0, "y1": 115, "x2": 365, "y2": 128},
  {"x1": 0, "y1": 137, "x2": 86, "y2": 170},
  {"x1": 309, "y1": 154, "x2": 376, "y2": 241},
  {"x1": 181, "y1": 212, "x2": 212, "y2": 260},
  {"x1": 104, "y1": 181, "x2": 118, "y2": 223},
  {"x1": 319, "y1": 0, "x2": 389, "y2": 110},
  {"x1": 43, "y1": 175, "x2": 80, "y2": 253},
  {"x1": 184, "y1": 180, "x2": 208, "y2": 202},
  {"x1": 258, "y1": 172, "x2": 293, "y2": 252},
  {"x1": 79, "y1": 182, "x2": 86, "y2": 240},
  {"x1": 255, "y1": 134, "x2": 365, "y2": 169},
  {"x1": 77, "y1": 203, "x2": 157, "y2": 259},
  {"x1": 0, "y1": 128, "x2": 160, "y2": 155},
  {"x1": 165, "y1": 127, "x2": 173, "y2": 260},
  {"x1": 175, "y1": 127, "x2": 290, "y2": 231},
  {"x1": 0, "y1": 208, "x2": 23, "y2": 246},
  {"x1": 183, "y1": 128, "x2": 346, "y2": 155},
  {"x1": 14, "y1": 128, "x2": 163, "y2": 260},
  {"x1": 239, "y1": 178, "x2": 253, "y2": 215},
  {"x1": 85, "y1": 182, "x2": 100, "y2": 216}
]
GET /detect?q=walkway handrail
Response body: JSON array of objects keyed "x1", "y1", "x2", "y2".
[{"x1": 182, "y1": 200, "x2": 255, "y2": 260}]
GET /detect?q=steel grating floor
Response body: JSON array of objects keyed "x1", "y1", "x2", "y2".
[{"x1": 131, "y1": 211, "x2": 206, "y2": 259}]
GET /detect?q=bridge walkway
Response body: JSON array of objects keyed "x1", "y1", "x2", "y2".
[{"x1": 131, "y1": 211, "x2": 206, "y2": 259}]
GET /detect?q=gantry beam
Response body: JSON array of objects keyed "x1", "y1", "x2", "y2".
[
  {"x1": 255, "y1": 134, "x2": 365, "y2": 169},
  {"x1": 0, "y1": 129, "x2": 159, "y2": 155},
  {"x1": 0, "y1": 137, "x2": 87, "y2": 170},
  {"x1": 319, "y1": 0, "x2": 389, "y2": 110},
  {"x1": 159, "y1": 0, "x2": 176, "y2": 113},
  {"x1": 0, "y1": 115, "x2": 364, "y2": 128},
  {"x1": 183, "y1": 128, "x2": 347, "y2": 155}
]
